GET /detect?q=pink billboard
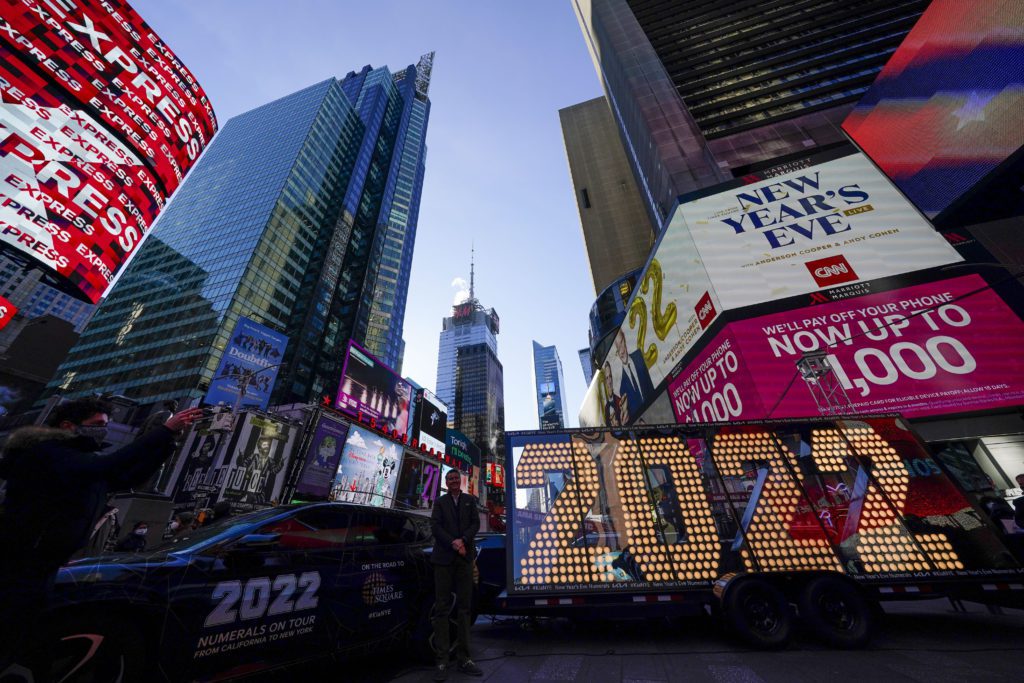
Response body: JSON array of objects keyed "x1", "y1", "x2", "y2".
[{"x1": 670, "y1": 275, "x2": 1024, "y2": 421}]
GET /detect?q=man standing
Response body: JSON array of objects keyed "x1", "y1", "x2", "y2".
[
  {"x1": 430, "y1": 469, "x2": 482, "y2": 680},
  {"x1": 614, "y1": 329, "x2": 654, "y2": 422}
]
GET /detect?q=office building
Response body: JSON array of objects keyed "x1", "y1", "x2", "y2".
[
  {"x1": 560, "y1": 97, "x2": 655, "y2": 295},
  {"x1": 578, "y1": 348, "x2": 594, "y2": 386},
  {"x1": 0, "y1": 254, "x2": 95, "y2": 353},
  {"x1": 45, "y1": 55, "x2": 434, "y2": 408},
  {"x1": 573, "y1": 0, "x2": 929, "y2": 229},
  {"x1": 453, "y1": 342, "x2": 505, "y2": 467},
  {"x1": 532, "y1": 341, "x2": 569, "y2": 430},
  {"x1": 435, "y1": 254, "x2": 500, "y2": 425}
]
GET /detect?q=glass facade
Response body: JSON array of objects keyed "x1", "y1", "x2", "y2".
[
  {"x1": 44, "y1": 57, "x2": 432, "y2": 408},
  {"x1": 435, "y1": 306, "x2": 499, "y2": 426},
  {"x1": 532, "y1": 341, "x2": 569, "y2": 430},
  {"x1": 453, "y1": 342, "x2": 505, "y2": 465}
]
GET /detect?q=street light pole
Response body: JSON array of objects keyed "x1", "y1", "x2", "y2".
[{"x1": 231, "y1": 363, "x2": 285, "y2": 418}]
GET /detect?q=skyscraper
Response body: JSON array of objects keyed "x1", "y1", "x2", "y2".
[
  {"x1": 435, "y1": 253, "x2": 500, "y2": 424},
  {"x1": 45, "y1": 55, "x2": 433, "y2": 409},
  {"x1": 573, "y1": 0, "x2": 929, "y2": 229},
  {"x1": 532, "y1": 341, "x2": 569, "y2": 430},
  {"x1": 559, "y1": 97, "x2": 655, "y2": 296},
  {"x1": 453, "y1": 342, "x2": 505, "y2": 467}
]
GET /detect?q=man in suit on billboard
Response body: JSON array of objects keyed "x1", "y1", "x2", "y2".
[
  {"x1": 430, "y1": 469, "x2": 482, "y2": 680},
  {"x1": 615, "y1": 329, "x2": 654, "y2": 423}
]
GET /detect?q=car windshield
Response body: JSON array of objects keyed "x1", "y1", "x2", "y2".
[{"x1": 152, "y1": 508, "x2": 290, "y2": 554}]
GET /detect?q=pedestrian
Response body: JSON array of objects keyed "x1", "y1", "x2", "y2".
[
  {"x1": 115, "y1": 521, "x2": 150, "y2": 552},
  {"x1": 0, "y1": 396, "x2": 202, "y2": 669},
  {"x1": 430, "y1": 469, "x2": 482, "y2": 680},
  {"x1": 168, "y1": 511, "x2": 195, "y2": 537},
  {"x1": 212, "y1": 500, "x2": 232, "y2": 523}
]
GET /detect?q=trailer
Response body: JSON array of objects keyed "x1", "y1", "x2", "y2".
[{"x1": 484, "y1": 416, "x2": 1024, "y2": 648}]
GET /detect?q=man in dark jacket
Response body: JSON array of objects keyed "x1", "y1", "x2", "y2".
[
  {"x1": 0, "y1": 397, "x2": 202, "y2": 667},
  {"x1": 430, "y1": 469, "x2": 482, "y2": 680}
]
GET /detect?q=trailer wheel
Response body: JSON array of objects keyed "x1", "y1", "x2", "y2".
[
  {"x1": 798, "y1": 576, "x2": 872, "y2": 649},
  {"x1": 721, "y1": 578, "x2": 792, "y2": 649}
]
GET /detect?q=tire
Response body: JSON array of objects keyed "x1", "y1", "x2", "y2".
[
  {"x1": 42, "y1": 612, "x2": 148, "y2": 683},
  {"x1": 721, "y1": 578, "x2": 793, "y2": 649},
  {"x1": 798, "y1": 576, "x2": 873, "y2": 649}
]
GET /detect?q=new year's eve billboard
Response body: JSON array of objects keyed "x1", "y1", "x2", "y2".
[
  {"x1": 335, "y1": 341, "x2": 412, "y2": 437},
  {"x1": 668, "y1": 275, "x2": 1024, "y2": 422},
  {"x1": 842, "y1": 0, "x2": 1024, "y2": 220},
  {"x1": 0, "y1": 0, "x2": 217, "y2": 302},
  {"x1": 681, "y1": 151, "x2": 962, "y2": 310}
]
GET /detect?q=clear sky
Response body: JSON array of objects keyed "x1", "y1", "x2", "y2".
[{"x1": 131, "y1": 0, "x2": 604, "y2": 432}]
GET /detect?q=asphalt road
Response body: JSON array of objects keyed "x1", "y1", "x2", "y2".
[{"x1": 275, "y1": 598, "x2": 1024, "y2": 682}]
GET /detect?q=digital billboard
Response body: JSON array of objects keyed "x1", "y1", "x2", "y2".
[
  {"x1": 0, "y1": 294, "x2": 16, "y2": 330},
  {"x1": 294, "y1": 413, "x2": 350, "y2": 499},
  {"x1": 205, "y1": 316, "x2": 288, "y2": 411},
  {"x1": 842, "y1": 0, "x2": 1024, "y2": 220},
  {"x1": 507, "y1": 419, "x2": 1018, "y2": 594},
  {"x1": 219, "y1": 414, "x2": 296, "y2": 513},
  {"x1": 668, "y1": 274, "x2": 1024, "y2": 422},
  {"x1": 680, "y1": 151, "x2": 962, "y2": 310},
  {"x1": 335, "y1": 341, "x2": 412, "y2": 438},
  {"x1": 413, "y1": 388, "x2": 447, "y2": 453},
  {"x1": 446, "y1": 428, "x2": 480, "y2": 468},
  {"x1": 328, "y1": 424, "x2": 403, "y2": 508},
  {"x1": 0, "y1": 0, "x2": 217, "y2": 302}
]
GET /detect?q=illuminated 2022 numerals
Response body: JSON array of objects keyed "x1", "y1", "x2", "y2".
[
  {"x1": 616, "y1": 437, "x2": 719, "y2": 580},
  {"x1": 515, "y1": 441, "x2": 610, "y2": 585}
]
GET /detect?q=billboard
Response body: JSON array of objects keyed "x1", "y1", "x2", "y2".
[
  {"x1": 0, "y1": 0, "x2": 217, "y2": 303},
  {"x1": 668, "y1": 274, "x2": 1024, "y2": 422},
  {"x1": 205, "y1": 317, "x2": 288, "y2": 411},
  {"x1": 446, "y1": 428, "x2": 480, "y2": 468},
  {"x1": 294, "y1": 414, "x2": 350, "y2": 499},
  {"x1": 413, "y1": 388, "x2": 447, "y2": 453},
  {"x1": 842, "y1": 0, "x2": 1024, "y2": 220},
  {"x1": 328, "y1": 424, "x2": 403, "y2": 508},
  {"x1": 681, "y1": 151, "x2": 962, "y2": 310},
  {"x1": 0, "y1": 295, "x2": 15, "y2": 330},
  {"x1": 507, "y1": 419, "x2": 1018, "y2": 594},
  {"x1": 219, "y1": 414, "x2": 296, "y2": 512},
  {"x1": 335, "y1": 341, "x2": 412, "y2": 437}
]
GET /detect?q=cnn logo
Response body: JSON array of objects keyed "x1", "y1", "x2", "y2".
[{"x1": 805, "y1": 255, "x2": 858, "y2": 287}]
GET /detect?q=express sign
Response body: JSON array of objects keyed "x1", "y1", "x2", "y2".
[{"x1": 0, "y1": 0, "x2": 216, "y2": 302}]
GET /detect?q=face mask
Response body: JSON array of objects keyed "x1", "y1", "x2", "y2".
[
  {"x1": 76, "y1": 424, "x2": 108, "y2": 447},
  {"x1": 169, "y1": 521, "x2": 181, "y2": 532},
  {"x1": 134, "y1": 528, "x2": 148, "y2": 536}
]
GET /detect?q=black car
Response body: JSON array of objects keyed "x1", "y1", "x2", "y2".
[{"x1": 40, "y1": 503, "x2": 442, "y2": 682}]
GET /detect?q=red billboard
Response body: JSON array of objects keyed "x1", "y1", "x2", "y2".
[
  {"x1": 0, "y1": 294, "x2": 16, "y2": 330},
  {"x1": 0, "y1": 0, "x2": 217, "y2": 302},
  {"x1": 669, "y1": 275, "x2": 1024, "y2": 422}
]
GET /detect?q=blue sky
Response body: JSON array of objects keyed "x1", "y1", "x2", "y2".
[{"x1": 132, "y1": 0, "x2": 603, "y2": 431}]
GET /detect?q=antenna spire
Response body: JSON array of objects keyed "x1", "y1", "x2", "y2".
[{"x1": 469, "y1": 244, "x2": 475, "y2": 303}]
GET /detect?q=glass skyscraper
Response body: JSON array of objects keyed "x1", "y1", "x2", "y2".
[
  {"x1": 453, "y1": 342, "x2": 505, "y2": 467},
  {"x1": 532, "y1": 341, "x2": 568, "y2": 430},
  {"x1": 45, "y1": 55, "x2": 433, "y2": 408}
]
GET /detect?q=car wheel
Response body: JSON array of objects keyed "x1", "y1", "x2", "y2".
[
  {"x1": 43, "y1": 613, "x2": 148, "y2": 683},
  {"x1": 721, "y1": 578, "x2": 793, "y2": 649},
  {"x1": 798, "y1": 576, "x2": 873, "y2": 649}
]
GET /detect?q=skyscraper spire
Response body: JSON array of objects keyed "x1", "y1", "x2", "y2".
[{"x1": 469, "y1": 243, "x2": 475, "y2": 303}]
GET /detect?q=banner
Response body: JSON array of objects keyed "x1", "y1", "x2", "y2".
[
  {"x1": 0, "y1": 295, "x2": 15, "y2": 330},
  {"x1": 669, "y1": 275, "x2": 1024, "y2": 421},
  {"x1": 335, "y1": 341, "x2": 412, "y2": 438},
  {"x1": 205, "y1": 317, "x2": 288, "y2": 411},
  {"x1": 446, "y1": 428, "x2": 480, "y2": 468},
  {"x1": 294, "y1": 414, "x2": 350, "y2": 498},
  {"x1": 329, "y1": 424, "x2": 403, "y2": 508},
  {"x1": 219, "y1": 414, "x2": 295, "y2": 512},
  {"x1": 414, "y1": 388, "x2": 447, "y2": 453}
]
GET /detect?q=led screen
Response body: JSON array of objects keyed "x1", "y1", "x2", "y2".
[
  {"x1": 328, "y1": 424, "x2": 403, "y2": 508},
  {"x1": 842, "y1": 0, "x2": 1024, "y2": 219},
  {"x1": 204, "y1": 316, "x2": 288, "y2": 411},
  {"x1": 294, "y1": 414, "x2": 350, "y2": 498},
  {"x1": 0, "y1": 0, "x2": 216, "y2": 302},
  {"x1": 667, "y1": 274, "x2": 1024, "y2": 422},
  {"x1": 414, "y1": 388, "x2": 447, "y2": 453},
  {"x1": 335, "y1": 341, "x2": 413, "y2": 438},
  {"x1": 507, "y1": 418, "x2": 1020, "y2": 594}
]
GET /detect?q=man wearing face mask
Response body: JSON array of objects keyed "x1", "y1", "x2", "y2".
[{"x1": 0, "y1": 396, "x2": 202, "y2": 655}]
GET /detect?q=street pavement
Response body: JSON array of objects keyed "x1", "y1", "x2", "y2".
[{"x1": 284, "y1": 598, "x2": 1024, "y2": 682}]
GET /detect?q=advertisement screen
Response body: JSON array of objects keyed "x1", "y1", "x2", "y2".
[
  {"x1": 681, "y1": 151, "x2": 962, "y2": 310},
  {"x1": 414, "y1": 388, "x2": 447, "y2": 453},
  {"x1": 0, "y1": 0, "x2": 216, "y2": 302},
  {"x1": 395, "y1": 454, "x2": 440, "y2": 510},
  {"x1": 335, "y1": 341, "x2": 412, "y2": 437},
  {"x1": 842, "y1": 0, "x2": 1024, "y2": 219},
  {"x1": 0, "y1": 295, "x2": 16, "y2": 330},
  {"x1": 205, "y1": 317, "x2": 288, "y2": 411},
  {"x1": 328, "y1": 424, "x2": 403, "y2": 508},
  {"x1": 294, "y1": 414, "x2": 350, "y2": 498},
  {"x1": 668, "y1": 275, "x2": 1024, "y2": 422},
  {"x1": 219, "y1": 415, "x2": 296, "y2": 512},
  {"x1": 446, "y1": 428, "x2": 480, "y2": 468},
  {"x1": 161, "y1": 416, "x2": 225, "y2": 507},
  {"x1": 507, "y1": 419, "x2": 1019, "y2": 594}
]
